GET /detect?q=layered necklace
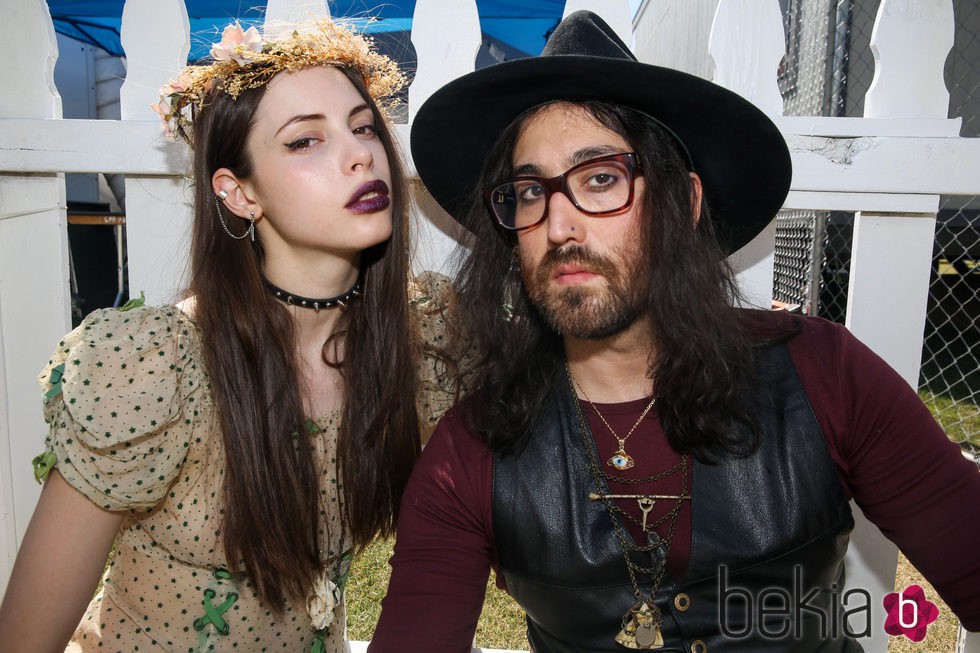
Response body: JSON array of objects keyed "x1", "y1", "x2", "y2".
[{"x1": 565, "y1": 363, "x2": 690, "y2": 650}]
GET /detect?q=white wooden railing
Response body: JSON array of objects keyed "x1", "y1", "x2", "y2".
[{"x1": 1, "y1": 1, "x2": 977, "y2": 651}]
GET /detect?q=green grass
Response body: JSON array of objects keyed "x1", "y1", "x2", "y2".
[
  {"x1": 919, "y1": 389, "x2": 980, "y2": 450},
  {"x1": 347, "y1": 538, "x2": 529, "y2": 650}
]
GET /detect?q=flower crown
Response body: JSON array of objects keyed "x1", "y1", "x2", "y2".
[{"x1": 152, "y1": 18, "x2": 407, "y2": 144}]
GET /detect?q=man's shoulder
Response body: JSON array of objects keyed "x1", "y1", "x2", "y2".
[
  {"x1": 737, "y1": 307, "x2": 848, "y2": 347},
  {"x1": 425, "y1": 399, "x2": 492, "y2": 459}
]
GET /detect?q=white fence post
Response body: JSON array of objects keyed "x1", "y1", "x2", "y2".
[
  {"x1": 263, "y1": 0, "x2": 330, "y2": 40},
  {"x1": 632, "y1": 0, "x2": 720, "y2": 79},
  {"x1": 844, "y1": 3, "x2": 957, "y2": 653},
  {"x1": 118, "y1": 0, "x2": 192, "y2": 306},
  {"x1": 961, "y1": 629, "x2": 980, "y2": 653},
  {"x1": 0, "y1": 0, "x2": 71, "y2": 590},
  {"x1": 406, "y1": 0, "x2": 482, "y2": 275},
  {"x1": 708, "y1": 0, "x2": 785, "y2": 310}
]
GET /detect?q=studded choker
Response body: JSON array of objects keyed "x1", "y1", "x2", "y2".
[{"x1": 262, "y1": 276, "x2": 362, "y2": 311}]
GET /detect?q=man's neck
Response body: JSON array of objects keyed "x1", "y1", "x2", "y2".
[{"x1": 563, "y1": 317, "x2": 656, "y2": 404}]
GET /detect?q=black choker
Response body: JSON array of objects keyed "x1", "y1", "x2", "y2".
[{"x1": 262, "y1": 276, "x2": 362, "y2": 311}]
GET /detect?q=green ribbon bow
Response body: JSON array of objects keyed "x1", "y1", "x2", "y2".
[
  {"x1": 31, "y1": 451, "x2": 57, "y2": 484},
  {"x1": 117, "y1": 292, "x2": 146, "y2": 311}
]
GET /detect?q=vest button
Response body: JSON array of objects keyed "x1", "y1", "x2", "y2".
[
  {"x1": 674, "y1": 592, "x2": 691, "y2": 611},
  {"x1": 690, "y1": 639, "x2": 707, "y2": 653}
]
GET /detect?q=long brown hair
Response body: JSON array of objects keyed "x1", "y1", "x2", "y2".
[
  {"x1": 188, "y1": 66, "x2": 419, "y2": 611},
  {"x1": 453, "y1": 100, "x2": 759, "y2": 461}
]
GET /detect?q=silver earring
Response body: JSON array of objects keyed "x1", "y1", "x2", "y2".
[
  {"x1": 502, "y1": 248, "x2": 522, "y2": 322},
  {"x1": 214, "y1": 197, "x2": 254, "y2": 241},
  {"x1": 217, "y1": 189, "x2": 229, "y2": 200}
]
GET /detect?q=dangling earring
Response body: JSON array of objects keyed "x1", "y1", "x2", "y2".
[
  {"x1": 214, "y1": 194, "x2": 255, "y2": 241},
  {"x1": 502, "y1": 247, "x2": 521, "y2": 322}
]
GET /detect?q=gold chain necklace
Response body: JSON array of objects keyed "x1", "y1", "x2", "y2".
[{"x1": 567, "y1": 364, "x2": 657, "y2": 470}]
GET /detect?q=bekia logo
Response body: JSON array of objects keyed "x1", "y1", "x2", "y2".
[
  {"x1": 717, "y1": 568, "x2": 943, "y2": 642},
  {"x1": 883, "y1": 585, "x2": 939, "y2": 642}
]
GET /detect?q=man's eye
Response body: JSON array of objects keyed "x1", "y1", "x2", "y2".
[
  {"x1": 518, "y1": 184, "x2": 545, "y2": 202},
  {"x1": 585, "y1": 172, "x2": 620, "y2": 190}
]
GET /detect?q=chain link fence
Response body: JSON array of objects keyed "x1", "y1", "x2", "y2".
[{"x1": 773, "y1": 0, "x2": 979, "y2": 458}]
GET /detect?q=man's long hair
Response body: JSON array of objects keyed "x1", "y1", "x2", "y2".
[
  {"x1": 452, "y1": 100, "x2": 759, "y2": 461},
  {"x1": 188, "y1": 67, "x2": 420, "y2": 612}
]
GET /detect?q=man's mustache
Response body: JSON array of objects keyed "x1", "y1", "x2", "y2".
[{"x1": 537, "y1": 245, "x2": 619, "y2": 278}]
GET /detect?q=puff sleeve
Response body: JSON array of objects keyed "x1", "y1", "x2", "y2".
[{"x1": 36, "y1": 305, "x2": 204, "y2": 511}]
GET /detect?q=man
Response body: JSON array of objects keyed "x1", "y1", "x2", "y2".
[{"x1": 370, "y1": 11, "x2": 980, "y2": 652}]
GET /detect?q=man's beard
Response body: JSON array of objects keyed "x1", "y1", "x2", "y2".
[{"x1": 520, "y1": 244, "x2": 648, "y2": 340}]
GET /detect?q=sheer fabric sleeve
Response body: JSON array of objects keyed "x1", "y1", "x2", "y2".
[
  {"x1": 37, "y1": 305, "x2": 202, "y2": 512},
  {"x1": 411, "y1": 272, "x2": 472, "y2": 442}
]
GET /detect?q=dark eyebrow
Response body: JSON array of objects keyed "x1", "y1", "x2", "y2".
[
  {"x1": 273, "y1": 104, "x2": 374, "y2": 137},
  {"x1": 349, "y1": 103, "x2": 372, "y2": 119},
  {"x1": 512, "y1": 145, "x2": 625, "y2": 177},
  {"x1": 275, "y1": 114, "x2": 324, "y2": 137}
]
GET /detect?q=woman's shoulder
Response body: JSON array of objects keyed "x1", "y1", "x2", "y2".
[
  {"x1": 41, "y1": 301, "x2": 203, "y2": 392},
  {"x1": 54, "y1": 301, "x2": 198, "y2": 349}
]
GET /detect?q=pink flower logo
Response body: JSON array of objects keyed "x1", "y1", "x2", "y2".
[{"x1": 883, "y1": 584, "x2": 939, "y2": 642}]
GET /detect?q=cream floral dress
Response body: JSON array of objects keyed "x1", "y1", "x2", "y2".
[{"x1": 35, "y1": 273, "x2": 461, "y2": 652}]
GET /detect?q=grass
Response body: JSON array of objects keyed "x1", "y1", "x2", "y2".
[
  {"x1": 346, "y1": 538, "x2": 529, "y2": 649},
  {"x1": 919, "y1": 389, "x2": 980, "y2": 451},
  {"x1": 889, "y1": 553, "x2": 960, "y2": 653},
  {"x1": 348, "y1": 544, "x2": 965, "y2": 651}
]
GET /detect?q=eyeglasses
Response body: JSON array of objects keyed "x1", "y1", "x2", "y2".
[{"x1": 483, "y1": 152, "x2": 642, "y2": 232}]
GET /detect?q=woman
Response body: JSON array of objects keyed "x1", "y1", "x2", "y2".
[{"x1": 0, "y1": 19, "x2": 456, "y2": 652}]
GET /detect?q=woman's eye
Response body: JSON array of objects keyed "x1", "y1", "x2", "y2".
[
  {"x1": 285, "y1": 137, "x2": 318, "y2": 151},
  {"x1": 353, "y1": 124, "x2": 377, "y2": 137}
]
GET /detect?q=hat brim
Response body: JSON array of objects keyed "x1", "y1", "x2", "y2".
[{"x1": 410, "y1": 55, "x2": 792, "y2": 254}]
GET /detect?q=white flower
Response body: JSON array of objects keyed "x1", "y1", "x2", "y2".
[{"x1": 307, "y1": 572, "x2": 340, "y2": 632}]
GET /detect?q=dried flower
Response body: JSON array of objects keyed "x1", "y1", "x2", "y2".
[
  {"x1": 307, "y1": 571, "x2": 340, "y2": 631},
  {"x1": 161, "y1": 70, "x2": 195, "y2": 96}
]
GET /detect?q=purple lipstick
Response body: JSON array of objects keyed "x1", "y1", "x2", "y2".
[{"x1": 346, "y1": 180, "x2": 390, "y2": 213}]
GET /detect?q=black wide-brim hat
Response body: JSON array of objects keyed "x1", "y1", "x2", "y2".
[{"x1": 410, "y1": 10, "x2": 792, "y2": 254}]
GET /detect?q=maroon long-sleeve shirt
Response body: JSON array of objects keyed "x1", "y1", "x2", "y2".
[{"x1": 371, "y1": 313, "x2": 980, "y2": 651}]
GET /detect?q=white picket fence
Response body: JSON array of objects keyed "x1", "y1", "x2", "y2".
[{"x1": 1, "y1": 0, "x2": 977, "y2": 650}]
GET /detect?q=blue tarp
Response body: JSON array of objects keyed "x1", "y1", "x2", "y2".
[{"x1": 46, "y1": 1, "x2": 565, "y2": 62}]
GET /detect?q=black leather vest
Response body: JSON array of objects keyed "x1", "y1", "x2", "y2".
[{"x1": 493, "y1": 345, "x2": 859, "y2": 652}]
